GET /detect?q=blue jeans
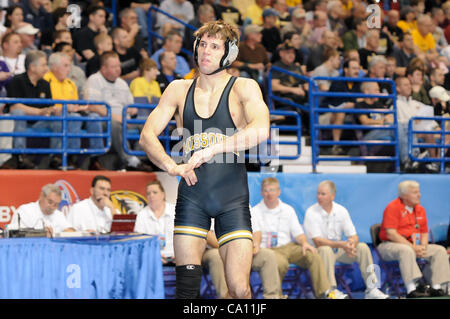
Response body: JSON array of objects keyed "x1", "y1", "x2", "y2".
[
  {"x1": 10, "y1": 109, "x2": 82, "y2": 150},
  {"x1": 85, "y1": 112, "x2": 104, "y2": 149},
  {"x1": 397, "y1": 122, "x2": 419, "y2": 163}
]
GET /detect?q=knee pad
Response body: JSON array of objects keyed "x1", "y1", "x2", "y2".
[{"x1": 175, "y1": 264, "x2": 203, "y2": 299}]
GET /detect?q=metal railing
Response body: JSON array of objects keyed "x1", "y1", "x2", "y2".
[
  {"x1": 0, "y1": 98, "x2": 111, "y2": 170},
  {"x1": 309, "y1": 77, "x2": 400, "y2": 173},
  {"x1": 122, "y1": 104, "x2": 302, "y2": 163},
  {"x1": 408, "y1": 116, "x2": 450, "y2": 173}
]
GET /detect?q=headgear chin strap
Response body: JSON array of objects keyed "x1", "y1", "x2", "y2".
[{"x1": 193, "y1": 37, "x2": 239, "y2": 75}]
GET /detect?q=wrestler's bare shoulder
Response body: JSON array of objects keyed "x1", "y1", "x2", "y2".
[{"x1": 232, "y1": 77, "x2": 261, "y2": 96}]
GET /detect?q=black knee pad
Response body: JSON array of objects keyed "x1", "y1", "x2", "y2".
[{"x1": 175, "y1": 264, "x2": 203, "y2": 299}]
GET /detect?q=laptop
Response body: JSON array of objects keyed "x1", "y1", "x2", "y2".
[{"x1": 110, "y1": 214, "x2": 137, "y2": 233}]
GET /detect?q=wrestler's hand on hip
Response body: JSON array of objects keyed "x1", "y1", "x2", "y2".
[
  {"x1": 188, "y1": 146, "x2": 217, "y2": 168},
  {"x1": 168, "y1": 163, "x2": 198, "y2": 186}
]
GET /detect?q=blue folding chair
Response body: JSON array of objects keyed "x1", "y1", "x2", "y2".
[{"x1": 281, "y1": 264, "x2": 315, "y2": 299}]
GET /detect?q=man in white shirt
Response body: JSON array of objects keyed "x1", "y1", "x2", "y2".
[
  {"x1": 83, "y1": 51, "x2": 152, "y2": 171},
  {"x1": 9, "y1": 183, "x2": 74, "y2": 236},
  {"x1": 251, "y1": 177, "x2": 341, "y2": 299},
  {"x1": 303, "y1": 180, "x2": 389, "y2": 299},
  {"x1": 0, "y1": 32, "x2": 26, "y2": 76},
  {"x1": 68, "y1": 175, "x2": 119, "y2": 233},
  {"x1": 134, "y1": 180, "x2": 176, "y2": 264}
]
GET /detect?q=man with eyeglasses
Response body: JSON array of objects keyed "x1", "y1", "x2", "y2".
[{"x1": 8, "y1": 183, "x2": 75, "y2": 237}]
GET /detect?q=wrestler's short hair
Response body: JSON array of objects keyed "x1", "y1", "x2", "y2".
[{"x1": 193, "y1": 20, "x2": 240, "y2": 47}]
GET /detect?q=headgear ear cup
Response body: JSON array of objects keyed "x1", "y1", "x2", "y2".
[{"x1": 223, "y1": 40, "x2": 239, "y2": 66}]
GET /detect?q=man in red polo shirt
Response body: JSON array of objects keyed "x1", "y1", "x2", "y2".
[{"x1": 379, "y1": 180, "x2": 450, "y2": 298}]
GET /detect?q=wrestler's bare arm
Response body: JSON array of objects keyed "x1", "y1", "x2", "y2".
[{"x1": 140, "y1": 80, "x2": 186, "y2": 172}]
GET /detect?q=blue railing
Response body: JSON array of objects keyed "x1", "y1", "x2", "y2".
[
  {"x1": 147, "y1": 5, "x2": 196, "y2": 56},
  {"x1": 122, "y1": 104, "x2": 302, "y2": 162},
  {"x1": 408, "y1": 116, "x2": 450, "y2": 173},
  {"x1": 309, "y1": 77, "x2": 401, "y2": 173},
  {"x1": 267, "y1": 66, "x2": 310, "y2": 112},
  {"x1": 0, "y1": 98, "x2": 111, "y2": 170}
]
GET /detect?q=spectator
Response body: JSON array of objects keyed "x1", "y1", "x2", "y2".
[
  {"x1": 202, "y1": 225, "x2": 282, "y2": 299},
  {"x1": 312, "y1": 48, "x2": 341, "y2": 92},
  {"x1": 378, "y1": 180, "x2": 450, "y2": 298},
  {"x1": 304, "y1": 180, "x2": 389, "y2": 299},
  {"x1": 397, "y1": 6, "x2": 417, "y2": 34},
  {"x1": 244, "y1": 0, "x2": 270, "y2": 26},
  {"x1": 0, "y1": 32, "x2": 25, "y2": 77},
  {"x1": 231, "y1": 0, "x2": 252, "y2": 18},
  {"x1": 428, "y1": 86, "x2": 450, "y2": 159},
  {"x1": 184, "y1": 4, "x2": 216, "y2": 55},
  {"x1": 112, "y1": 27, "x2": 142, "y2": 81},
  {"x1": 4, "y1": 5, "x2": 24, "y2": 33},
  {"x1": 129, "y1": 0, "x2": 159, "y2": 40},
  {"x1": 430, "y1": 12, "x2": 448, "y2": 51},
  {"x1": 395, "y1": 76, "x2": 440, "y2": 172},
  {"x1": 83, "y1": 51, "x2": 152, "y2": 171},
  {"x1": 271, "y1": 41, "x2": 308, "y2": 130},
  {"x1": 271, "y1": 31, "x2": 305, "y2": 68},
  {"x1": 213, "y1": 0, "x2": 242, "y2": 27},
  {"x1": 52, "y1": 29, "x2": 73, "y2": 47},
  {"x1": 412, "y1": 15, "x2": 436, "y2": 53},
  {"x1": 261, "y1": 8, "x2": 281, "y2": 56},
  {"x1": 9, "y1": 183, "x2": 75, "y2": 236},
  {"x1": 151, "y1": 30, "x2": 191, "y2": 77},
  {"x1": 354, "y1": 81, "x2": 394, "y2": 143},
  {"x1": 407, "y1": 62, "x2": 431, "y2": 105},
  {"x1": 16, "y1": 22, "x2": 39, "y2": 55},
  {"x1": 385, "y1": 55, "x2": 397, "y2": 80},
  {"x1": 73, "y1": 5, "x2": 107, "y2": 61},
  {"x1": 39, "y1": 8, "x2": 71, "y2": 52},
  {"x1": 53, "y1": 42, "x2": 86, "y2": 95},
  {"x1": 4, "y1": 50, "x2": 54, "y2": 169},
  {"x1": 118, "y1": 8, "x2": 146, "y2": 55},
  {"x1": 251, "y1": 177, "x2": 343, "y2": 299},
  {"x1": 307, "y1": 11, "x2": 329, "y2": 48},
  {"x1": 272, "y1": 0, "x2": 290, "y2": 28},
  {"x1": 68, "y1": 175, "x2": 119, "y2": 233},
  {"x1": 306, "y1": 30, "x2": 340, "y2": 73},
  {"x1": 20, "y1": 0, "x2": 53, "y2": 32},
  {"x1": 43, "y1": 52, "x2": 87, "y2": 168},
  {"x1": 321, "y1": 59, "x2": 361, "y2": 155},
  {"x1": 85, "y1": 33, "x2": 113, "y2": 77},
  {"x1": 134, "y1": 180, "x2": 176, "y2": 265},
  {"x1": 130, "y1": 58, "x2": 161, "y2": 103},
  {"x1": 425, "y1": 68, "x2": 446, "y2": 93},
  {"x1": 342, "y1": 18, "x2": 368, "y2": 53},
  {"x1": 358, "y1": 29, "x2": 380, "y2": 71},
  {"x1": 156, "y1": 51, "x2": 183, "y2": 94},
  {"x1": 280, "y1": 8, "x2": 311, "y2": 43},
  {"x1": 393, "y1": 32, "x2": 417, "y2": 77},
  {"x1": 367, "y1": 55, "x2": 393, "y2": 107},
  {"x1": 383, "y1": 9, "x2": 404, "y2": 47},
  {"x1": 233, "y1": 24, "x2": 269, "y2": 83},
  {"x1": 326, "y1": 0, "x2": 347, "y2": 37},
  {"x1": 156, "y1": 0, "x2": 194, "y2": 36}
]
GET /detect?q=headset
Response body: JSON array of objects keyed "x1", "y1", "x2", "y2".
[{"x1": 193, "y1": 36, "x2": 239, "y2": 75}]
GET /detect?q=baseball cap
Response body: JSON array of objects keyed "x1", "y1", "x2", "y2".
[
  {"x1": 292, "y1": 8, "x2": 306, "y2": 19},
  {"x1": 262, "y1": 8, "x2": 280, "y2": 18},
  {"x1": 429, "y1": 86, "x2": 450, "y2": 102},
  {"x1": 16, "y1": 23, "x2": 39, "y2": 35},
  {"x1": 278, "y1": 41, "x2": 296, "y2": 52},
  {"x1": 244, "y1": 24, "x2": 263, "y2": 36}
]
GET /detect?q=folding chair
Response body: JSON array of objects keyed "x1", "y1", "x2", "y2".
[
  {"x1": 200, "y1": 267, "x2": 218, "y2": 299},
  {"x1": 335, "y1": 262, "x2": 356, "y2": 299},
  {"x1": 281, "y1": 264, "x2": 315, "y2": 299},
  {"x1": 162, "y1": 266, "x2": 177, "y2": 299}
]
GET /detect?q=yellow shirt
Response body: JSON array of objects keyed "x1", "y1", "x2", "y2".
[
  {"x1": 285, "y1": 0, "x2": 302, "y2": 7},
  {"x1": 397, "y1": 20, "x2": 417, "y2": 33},
  {"x1": 411, "y1": 29, "x2": 436, "y2": 52},
  {"x1": 130, "y1": 77, "x2": 162, "y2": 102},
  {"x1": 244, "y1": 4, "x2": 268, "y2": 25},
  {"x1": 43, "y1": 71, "x2": 78, "y2": 107}
]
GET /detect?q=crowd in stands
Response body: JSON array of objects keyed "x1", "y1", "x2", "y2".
[{"x1": 0, "y1": 0, "x2": 449, "y2": 172}]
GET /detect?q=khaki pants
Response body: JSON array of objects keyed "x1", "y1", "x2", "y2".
[
  {"x1": 271, "y1": 242, "x2": 331, "y2": 297},
  {"x1": 378, "y1": 242, "x2": 450, "y2": 286},
  {"x1": 317, "y1": 243, "x2": 376, "y2": 289},
  {"x1": 202, "y1": 248, "x2": 282, "y2": 299}
]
